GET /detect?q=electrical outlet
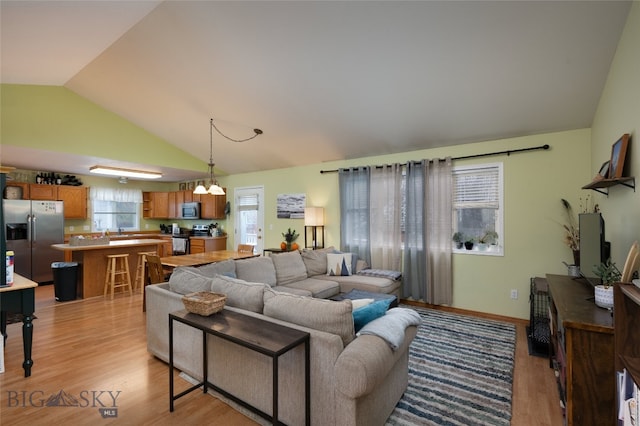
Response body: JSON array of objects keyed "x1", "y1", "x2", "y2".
[
  {"x1": 510, "y1": 289, "x2": 518, "y2": 300},
  {"x1": 69, "y1": 226, "x2": 74, "y2": 231},
  {"x1": 83, "y1": 225, "x2": 90, "y2": 231},
  {"x1": 145, "y1": 224, "x2": 149, "y2": 229}
]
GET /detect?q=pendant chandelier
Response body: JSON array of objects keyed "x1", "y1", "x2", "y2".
[{"x1": 193, "y1": 118, "x2": 262, "y2": 196}]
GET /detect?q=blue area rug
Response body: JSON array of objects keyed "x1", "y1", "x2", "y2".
[{"x1": 386, "y1": 306, "x2": 516, "y2": 426}]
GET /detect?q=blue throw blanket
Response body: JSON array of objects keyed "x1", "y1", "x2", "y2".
[{"x1": 357, "y1": 307, "x2": 421, "y2": 350}]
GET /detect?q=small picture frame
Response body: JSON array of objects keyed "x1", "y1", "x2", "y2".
[
  {"x1": 197, "y1": 180, "x2": 205, "y2": 187},
  {"x1": 187, "y1": 181, "x2": 195, "y2": 190},
  {"x1": 609, "y1": 134, "x2": 630, "y2": 179},
  {"x1": 179, "y1": 183, "x2": 186, "y2": 191}
]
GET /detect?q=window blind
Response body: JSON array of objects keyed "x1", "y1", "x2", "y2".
[
  {"x1": 453, "y1": 165, "x2": 499, "y2": 209},
  {"x1": 237, "y1": 194, "x2": 258, "y2": 211}
]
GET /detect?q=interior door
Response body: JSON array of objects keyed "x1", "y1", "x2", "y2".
[{"x1": 234, "y1": 186, "x2": 264, "y2": 255}]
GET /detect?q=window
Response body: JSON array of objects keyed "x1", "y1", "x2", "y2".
[
  {"x1": 452, "y1": 163, "x2": 503, "y2": 255},
  {"x1": 90, "y1": 187, "x2": 142, "y2": 233}
]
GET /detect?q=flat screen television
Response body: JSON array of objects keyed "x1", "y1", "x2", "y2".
[{"x1": 579, "y1": 213, "x2": 610, "y2": 280}]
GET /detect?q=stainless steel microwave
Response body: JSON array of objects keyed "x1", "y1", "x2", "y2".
[{"x1": 181, "y1": 202, "x2": 200, "y2": 219}]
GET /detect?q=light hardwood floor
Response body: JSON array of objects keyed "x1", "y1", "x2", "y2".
[{"x1": 0, "y1": 284, "x2": 563, "y2": 425}]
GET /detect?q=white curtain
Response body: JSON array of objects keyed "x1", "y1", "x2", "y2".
[
  {"x1": 339, "y1": 167, "x2": 371, "y2": 266},
  {"x1": 403, "y1": 158, "x2": 453, "y2": 304},
  {"x1": 369, "y1": 164, "x2": 403, "y2": 271},
  {"x1": 90, "y1": 187, "x2": 143, "y2": 203}
]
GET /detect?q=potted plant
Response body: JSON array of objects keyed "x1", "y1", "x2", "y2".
[
  {"x1": 452, "y1": 232, "x2": 465, "y2": 249},
  {"x1": 592, "y1": 258, "x2": 621, "y2": 309},
  {"x1": 477, "y1": 230, "x2": 498, "y2": 251},
  {"x1": 281, "y1": 228, "x2": 300, "y2": 251},
  {"x1": 464, "y1": 237, "x2": 475, "y2": 250}
]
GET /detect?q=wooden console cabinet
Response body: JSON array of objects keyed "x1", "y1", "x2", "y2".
[
  {"x1": 614, "y1": 282, "x2": 640, "y2": 419},
  {"x1": 546, "y1": 274, "x2": 614, "y2": 426}
]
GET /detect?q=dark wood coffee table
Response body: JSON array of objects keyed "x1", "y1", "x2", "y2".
[{"x1": 169, "y1": 309, "x2": 310, "y2": 425}]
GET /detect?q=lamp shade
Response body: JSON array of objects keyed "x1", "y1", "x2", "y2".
[{"x1": 304, "y1": 207, "x2": 324, "y2": 226}]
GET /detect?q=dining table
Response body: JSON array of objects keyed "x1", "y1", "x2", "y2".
[{"x1": 160, "y1": 250, "x2": 259, "y2": 268}]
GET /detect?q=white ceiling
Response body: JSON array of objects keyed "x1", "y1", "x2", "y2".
[{"x1": 0, "y1": 1, "x2": 633, "y2": 181}]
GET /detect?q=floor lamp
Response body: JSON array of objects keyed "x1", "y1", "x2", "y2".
[{"x1": 304, "y1": 207, "x2": 324, "y2": 250}]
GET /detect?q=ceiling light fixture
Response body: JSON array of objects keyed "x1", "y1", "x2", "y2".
[
  {"x1": 89, "y1": 166, "x2": 162, "y2": 180},
  {"x1": 194, "y1": 118, "x2": 263, "y2": 196}
]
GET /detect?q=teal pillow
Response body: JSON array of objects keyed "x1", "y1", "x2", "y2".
[{"x1": 353, "y1": 299, "x2": 392, "y2": 332}]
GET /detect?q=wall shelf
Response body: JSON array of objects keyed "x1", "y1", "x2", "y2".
[{"x1": 582, "y1": 176, "x2": 635, "y2": 196}]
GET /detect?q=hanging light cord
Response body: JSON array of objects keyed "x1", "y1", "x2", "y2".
[{"x1": 210, "y1": 118, "x2": 263, "y2": 143}]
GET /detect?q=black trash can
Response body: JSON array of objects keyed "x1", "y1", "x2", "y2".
[{"x1": 51, "y1": 262, "x2": 79, "y2": 302}]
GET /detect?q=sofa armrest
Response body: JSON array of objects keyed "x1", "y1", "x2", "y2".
[
  {"x1": 145, "y1": 282, "x2": 185, "y2": 361},
  {"x1": 334, "y1": 324, "x2": 417, "y2": 399}
]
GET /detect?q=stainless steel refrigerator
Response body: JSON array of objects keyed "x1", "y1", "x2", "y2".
[{"x1": 3, "y1": 199, "x2": 64, "y2": 283}]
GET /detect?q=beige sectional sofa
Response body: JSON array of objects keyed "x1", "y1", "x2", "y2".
[{"x1": 146, "y1": 248, "x2": 416, "y2": 425}]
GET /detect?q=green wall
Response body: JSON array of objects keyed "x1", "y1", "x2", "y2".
[
  {"x1": 591, "y1": 1, "x2": 640, "y2": 269},
  {"x1": 220, "y1": 129, "x2": 592, "y2": 319},
  {"x1": 1, "y1": 84, "x2": 205, "y2": 171}
]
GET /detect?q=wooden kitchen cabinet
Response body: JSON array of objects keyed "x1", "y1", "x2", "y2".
[
  {"x1": 168, "y1": 192, "x2": 177, "y2": 219},
  {"x1": 58, "y1": 186, "x2": 88, "y2": 219},
  {"x1": 189, "y1": 236, "x2": 227, "y2": 254},
  {"x1": 142, "y1": 192, "x2": 152, "y2": 218},
  {"x1": 152, "y1": 192, "x2": 170, "y2": 218},
  {"x1": 4, "y1": 182, "x2": 29, "y2": 199},
  {"x1": 29, "y1": 183, "x2": 58, "y2": 200},
  {"x1": 200, "y1": 192, "x2": 226, "y2": 219}
]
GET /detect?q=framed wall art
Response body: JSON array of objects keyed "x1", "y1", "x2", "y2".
[
  {"x1": 609, "y1": 134, "x2": 629, "y2": 179},
  {"x1": 277, "y1": 193, "x2": 305, "y2": 219}
]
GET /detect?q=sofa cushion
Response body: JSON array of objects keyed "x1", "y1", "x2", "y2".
[
  {"x1": 352, "y1": 298, "x2": 393, "y2": 332},
  {"x1": 300, "y1": 246, "x2": 335, "y2": 276},
  {"x1": 327, "y1": 253, "x2": 353, "y2": 276},
  {"x1": 263, "y1": 288, "x2": 355, "y2": 346},
  {"x1": 209, "y1": 275, "x2": 267, "y2": 313},
  {"x1": 271, "y1": 251, "x2": 308, "y2": 285},
  {"x1": 168, "y1": 267, "x2": 212, "y2": 295},
  {"x1": 272, "y1": 286, "x2": 313, "y2": 297},
  {"x1": 314, "y1": 274, "x2": 401, "y2": 294},
  {"x1": 284, "y1": 277, "x2": 340, "y2": 299},
  {"x1": 235, "y1": 256, "x2": 277, "y2": 287},
  {"x1": 196, "y1": 259, "x2": 237, "y2": 278}
]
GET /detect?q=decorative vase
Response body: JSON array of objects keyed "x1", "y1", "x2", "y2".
[
  {"x1": 476, "y1": 243, "x2": 488, "y2": 251},
  {"x1": 573, "y1": 250, "x2": 580, "y2": 266},
  {"x1": 594, "y1": 285, "x2": 614, "y2": 309}
]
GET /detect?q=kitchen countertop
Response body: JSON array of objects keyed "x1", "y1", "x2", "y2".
[{"x1": 52, "y1": 239, "x2": 165, "y2": 251}]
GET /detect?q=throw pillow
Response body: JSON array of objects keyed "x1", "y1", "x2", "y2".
[
  {"x1": 352, "y1": 299, "x2": 392, "y2": 332},
  {"x1": 235, "y1": 256, "x2": 277, "y2": 287},
  {"x1": 168, "y1": 267, "x2": 212, "y2": 295},
  {"x1": 351, "y1": 298, "x2": 374, "y2": 310},
  {"x1": 271, "y1": 251, "x2": 308, "y2": 285},
  {"x1": 326, "y1": 253, "x2": 353, "y2": 276},
  {"x1": 209, "y1": 274, "x2": 267, "y2": 313},
  {"x1": 300, "y1": 246, "x2": 334, "y2": 276},
  {"x1": 263, "y1": 288, "x2": 355, "y2": 346}
]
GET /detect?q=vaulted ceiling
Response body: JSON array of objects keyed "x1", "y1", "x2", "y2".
[{"x1": 1, "y1": 1, "x2": 633, "y2": 181}]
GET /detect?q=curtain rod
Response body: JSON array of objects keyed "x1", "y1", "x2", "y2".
[{"x1": 319, "y1": 144, "x2": 550, "y2": 174}]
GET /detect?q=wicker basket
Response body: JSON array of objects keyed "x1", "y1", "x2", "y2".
[{"x1": 182, "y1": 292, "x2": 227, "y2": 316}]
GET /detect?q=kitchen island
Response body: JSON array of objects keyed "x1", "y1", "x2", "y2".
[{"x1": 52, "y1": 239, "x2": 164, "y2": 298}]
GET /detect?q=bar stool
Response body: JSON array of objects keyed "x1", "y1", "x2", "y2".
[
  {"x1": 134, "y1": 251, "x2": 157, "y2": 292},
  {"x1": 104, "y1": 254, "x2": 133, "y2": 299}
]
